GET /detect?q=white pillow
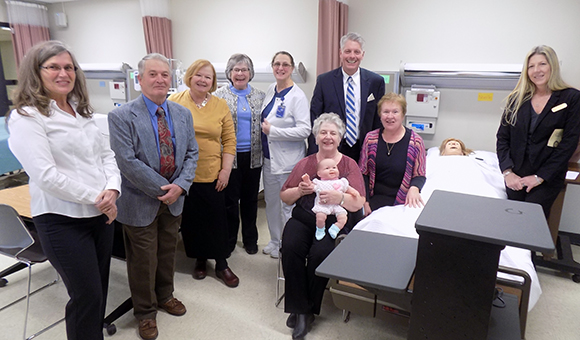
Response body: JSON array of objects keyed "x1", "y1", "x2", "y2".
[{"x1": 427, "y1": 146, "x2": 440, "y2": 159}]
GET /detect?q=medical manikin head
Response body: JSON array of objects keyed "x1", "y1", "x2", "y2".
[{"x1": 439, "y1": 138, "x2": 473, "y2": 156}]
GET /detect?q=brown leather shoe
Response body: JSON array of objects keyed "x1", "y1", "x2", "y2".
[
  {"x1": 216, "y1": 267, "x2": 239, "y2": 287},
  {"x1": 193, "y1": 259, "x2": 207, "y2": 280},
  {"x1": 138, "y1": 319, "x2": 158, "y2": 340},
  {"x1": 159, "y1": 297, "x2": 186, "y2": 316}
]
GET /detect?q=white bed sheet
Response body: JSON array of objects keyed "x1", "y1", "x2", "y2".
[{"x1": 354, "y1": 149, "x2": 541, "y2": 310}]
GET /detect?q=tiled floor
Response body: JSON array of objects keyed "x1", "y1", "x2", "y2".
[{"x1": 1, "y1": 177, "x2": 580, "y2": 339}]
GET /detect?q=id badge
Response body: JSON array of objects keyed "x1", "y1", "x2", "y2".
[{"x1": 276, "y1": 102, "x2": 286, "y2": 118}]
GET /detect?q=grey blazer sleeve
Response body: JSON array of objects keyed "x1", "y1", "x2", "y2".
[{"x1": 108, "y1": 102, "x2": 169, "y2": 199}]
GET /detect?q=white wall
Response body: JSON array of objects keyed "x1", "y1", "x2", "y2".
[
  {"x1": 23, "y1": 0, "x2": 580, "y2": 149},
  {"x1": 350, "y1": 0, "x2": 580, "y2": 151},
  {"x1": 47, "y1": 0, "x2": 318, "y2": 107},
  {"x1": 352, "y1": 0, "x2": 580, "y2": 87},
  {"x1": 0, "y1": 2, "x2": 7, "y2": 23},
  {"x1": 169, "y1": 0, "x2": 318, "y2": 96},
  {"x1": 48, "y1": 0, "x2": 146, "y2": 67}
]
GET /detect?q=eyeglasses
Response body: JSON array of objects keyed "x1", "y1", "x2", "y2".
[
  {"x1": 232, "y1": 68, "x2": 249, "y2": 73},
  {"x1": 272, "y1": 62, "x2": 292, "y2": 69},
  {"x1": 40, "y1": 64, "x2": 77, "y2": 73}
]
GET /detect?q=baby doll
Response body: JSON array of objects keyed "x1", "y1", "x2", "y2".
[{"x1": 302, "y1": 158, "x2": 356, "y2": 240}]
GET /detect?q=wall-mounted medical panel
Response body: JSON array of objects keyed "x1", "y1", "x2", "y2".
[
  {"x1": 406, "y1": 86, "x2": 440, "y2": 118},
  {"x1": 80, "y1": 63, "x2": 140, "y2": 110},
  {"x1": 400, "y1": 63, "x2": 522, "y2": 90},
  {"x1": 375, "y1": 71, "x2": 400, "y2": 94},
  {"x1": 406, "y1": 117, "x2": 437, "y2": 135},
  {"x1": 405, "y1": 86, "x2": 440, "y2": 135},
  {"x1": 109, "y1": 81, "x2": 126, "y2": 100}
]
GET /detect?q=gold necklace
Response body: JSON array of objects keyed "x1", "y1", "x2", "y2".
[
  {"x1": 386, "y1": 142, "x2": 395, "y2": 156},
  {"x1": 383, "y1": 125, "x2": 404, "y2": 156}
]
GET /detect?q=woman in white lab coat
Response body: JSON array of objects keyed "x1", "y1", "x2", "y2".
[{"x1": 260, "y1": 51, "x2": 311, "y2": 259}]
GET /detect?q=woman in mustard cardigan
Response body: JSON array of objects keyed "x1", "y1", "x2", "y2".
[{"x1": 168, "y1": 59, "x2": 239, "y2": 288}]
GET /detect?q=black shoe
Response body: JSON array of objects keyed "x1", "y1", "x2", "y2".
[
  {"x1": 287, "y1": 313, "x2": 314, "y2": 329},
  {"x1": 192, "y1": 259, "x2": 207, "y2": 280},
  {"x1": 286, "y1": 313, "x2": 296, "y2": 328},
  {"x1": 244, "y1": 244, "x2": 258, "y2": 255},
  {"x1": 292, "y1": 314, "x2": 313, "y2": 339}
]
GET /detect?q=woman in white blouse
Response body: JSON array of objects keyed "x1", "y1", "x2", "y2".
[
  {"x1": 7, "y1": 41, "x2": 121, "y2": 340},
  {"x1": 260, "y1": 51, "x2": 311, "y2": 259}
]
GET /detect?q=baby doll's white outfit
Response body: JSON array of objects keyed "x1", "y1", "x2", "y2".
[{"x1": 312, "y1": 178, "x2": 349, "y2": 215}]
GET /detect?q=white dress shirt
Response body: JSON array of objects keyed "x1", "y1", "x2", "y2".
[{"x1": 8, "y1": 101, "x2": 121, "y2": 218}]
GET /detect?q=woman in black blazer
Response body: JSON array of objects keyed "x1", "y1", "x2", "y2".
[{"x1": 496, "y1": 45, "x2": 580, "y2": 217}]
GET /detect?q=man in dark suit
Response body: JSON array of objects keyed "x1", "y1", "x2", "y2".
[
  {"x1": 108, "y1": 53, "x2": 198, "y2": 340},
  {"x1": 308, "y1": 32, "x2": 386, "y2": 162}
]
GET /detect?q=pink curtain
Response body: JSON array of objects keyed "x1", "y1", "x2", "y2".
[
  {"x1": 142, "y1": 16, "x2": 173, "y2": 58},
  {"x1": 11, "y1": 23, "x2": 50, "y2": 67},
  {"x1": 316, "y1": 0, "x2": 348, "y2": 76}
]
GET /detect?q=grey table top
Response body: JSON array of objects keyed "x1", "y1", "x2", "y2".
[
  {"x1": 316, "y1": 229, "x2": 418, "y2": 293},
  {"x1": 416, "y1": 190, "x2": 555, "y2": 253}
]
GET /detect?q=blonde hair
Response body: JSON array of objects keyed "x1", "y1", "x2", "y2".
[
  {"x1": 502, "y1": 45, "x2": 570, "y2": 126},
  {"x1": 439, "y1": 138, "x2": 473, "y2": 156},
  {"x1": 184, "y1": 59, "x2": 217, "y2": 93},
  {"x1": 378, "y1": 92, "x2": 407, "y2": 116},
  {"x1": 12, "y1": 40, "x2": 92, "y2": 118}
]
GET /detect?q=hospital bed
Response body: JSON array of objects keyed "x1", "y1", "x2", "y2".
[{"x1": 327, "y1": 148, "x2": 542, "y2": 339}]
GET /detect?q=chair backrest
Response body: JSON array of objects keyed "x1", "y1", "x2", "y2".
[{"x1": 0, "y1": 204, "x2": 34, "y2": 258}]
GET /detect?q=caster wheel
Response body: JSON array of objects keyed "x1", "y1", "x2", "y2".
[
  {"x1": 572, "y1": 274, "x2": 580, "y2": 283},
  {"x1": 0, "y1": 278, "x2": 7, "y2": 287},
  {"x1": 105, "y1": 324, "x2": 117, "y2": 335},
  {"x1": 342, "y1": 310, "x2": 351, "y2": 323}
]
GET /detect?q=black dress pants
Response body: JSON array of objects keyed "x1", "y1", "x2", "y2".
[
  {"x1": 33, "y1": 213, "x2": 112, "y2": 340},
  {"x1": 281, "y1": 205, "x2": 339, "y2": 315},
  {"x1": 225, "y1": 152, "x2": 262, "y2": 251}
]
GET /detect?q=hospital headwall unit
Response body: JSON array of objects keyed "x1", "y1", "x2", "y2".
[{"x1": 397, "y1": 62, "x2": 522, "y2": 136}]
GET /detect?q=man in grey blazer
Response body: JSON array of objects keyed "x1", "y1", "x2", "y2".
[
  {"x1": 308, "y1": 32, "x2": 386, "y2": 162},
  {"x1": 108, "y1": 53, "x2": 198, "y2": 340}
]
